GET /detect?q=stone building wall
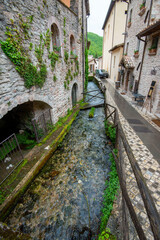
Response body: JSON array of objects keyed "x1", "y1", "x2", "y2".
[
  {"x1": 123, "y1": 0, "x2": 160, "y2": 114},
  {"x1": 0, "y1": 0, "x2": 86, "y2": 124}
]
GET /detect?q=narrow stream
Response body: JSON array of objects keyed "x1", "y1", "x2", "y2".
[{"x1": 6, "y1": 82, "x2": 112, "y2": 240}]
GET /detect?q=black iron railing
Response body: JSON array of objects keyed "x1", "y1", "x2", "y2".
[{"x1": 0, "y1": 133, "x2": 23, "y2": 185}]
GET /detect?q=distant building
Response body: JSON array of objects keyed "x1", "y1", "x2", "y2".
[
  {"x1": 121, "y1": 0, "x2": 160, "y2": 115},
  {"x1": 102, "y1": 0, "x2": 127, "y2": 81},
  {"x1": 88, "y1": 55, "x2": 98, "y2": 76},
  {"x1": 98, "y1": 56, "x2": 103, "y2": 69}
]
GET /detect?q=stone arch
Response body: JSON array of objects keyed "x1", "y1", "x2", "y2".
[
  {"x1": 48, "y1": 16, "x2": 63, "y2": 57},
  {"x1": 0, "y1": 93, "x2": 53, "y2": 120},
  {"x1": 0, "y1": 100, "x2": 52, "y2": 142},
  {"x1": 72, "y1": 83, "x2": 78, "y2": 107}
]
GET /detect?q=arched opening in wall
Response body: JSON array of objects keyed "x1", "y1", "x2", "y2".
[
  {"x1": 0, "y1": 101, "x2": 52, "y2": 148},
  {"x1": 70, "y1": 35, "x2": 76, "y2": 55},
  {"x1": 51, "y1": 23, "x2": 60, "y2": 54},
  {"x1": 72, "y1": 83, "x2": 78, "y2": 107}
]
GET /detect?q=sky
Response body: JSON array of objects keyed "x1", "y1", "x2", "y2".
[{"x1": 88, "y1": 0, "x2": 111, "y2": 37}]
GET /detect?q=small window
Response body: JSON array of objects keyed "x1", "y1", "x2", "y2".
[
  {"x1": 136, "y1": 39, "x2": 140, "y2": 51},
  {"x1": 70, "y1": 35, "x2": 76, "y2": 55},
  {"x1": 126, "y1": 42, "x2": 129, "y2": 55},
  {"x1": 152, "y1": 35, "x2": 159, "y2": 49},
  {"x1": 51, "y1": 23, "x2": 60, "y2": 54},
  {"x1": 129, "y1": 9, "x2": 132, "y2": 23},
  {"x1": 148, "y1": 35, "x2": 159, "y2": 55},
  {"x1": 113, "y1": 56, "x2": 116, "y2": 68}
]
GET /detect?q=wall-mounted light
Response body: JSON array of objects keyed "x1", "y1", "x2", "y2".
[{"x1": 151, "y1": 66, "x2": 160, "y2": 75}]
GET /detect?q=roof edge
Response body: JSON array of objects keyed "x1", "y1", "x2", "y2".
[{"x1": 102, "y1": 0, "x2": 115, "y2": 30}]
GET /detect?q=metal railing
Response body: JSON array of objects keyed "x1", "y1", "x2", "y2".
[
  {"x1": 0, "y1": 134, "x2": 23, "y2": 185},
  {"x1": 32, "y1": 109, "x2": 53, "y2": 142}
]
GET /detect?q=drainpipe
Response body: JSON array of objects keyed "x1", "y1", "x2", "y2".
[
  {"x1": 137, "y1": 0, "x2": 153, "y2": 91},
  {"x1": 82, "y1": 0, "x2": 85, "y2": 95},
  {"x1": 123, "y1": 2, "x2": 129, "y2": 55}
]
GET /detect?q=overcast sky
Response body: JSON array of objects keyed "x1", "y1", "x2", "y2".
[{"x1": 88, "y1": 0, "x2": 111, "y2": 36}]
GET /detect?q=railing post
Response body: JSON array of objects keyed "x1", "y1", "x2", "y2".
[
  {"x1": 32, "y1": 119, "x2": 39, "y2": 143},
  {"x1": 14, "y1": 134, "x2": 23, "y2": 159}
]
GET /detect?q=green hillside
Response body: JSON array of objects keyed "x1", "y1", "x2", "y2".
[{"x1": 88, "y1": 32, "x2": 103, "y2": 58}]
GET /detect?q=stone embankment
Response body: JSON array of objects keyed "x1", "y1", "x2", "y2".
[
  {"x1": 0, "y1": 104, "x2": 81, "y2": 222},
  {"x1": 101, "y1": 78, "x2": 160, "y2": 239}
]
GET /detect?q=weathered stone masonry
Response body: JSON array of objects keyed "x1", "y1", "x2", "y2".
[{"x1": 0, "y1": 0, "x2": 88, "y2": 124}]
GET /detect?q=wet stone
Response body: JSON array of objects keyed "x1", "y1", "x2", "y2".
[{"x1": 6, "y1": 82, "x2": 112, "y2": 239}]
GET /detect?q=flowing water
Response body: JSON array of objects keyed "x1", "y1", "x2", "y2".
[{"x1": 6, "y1": 82, "x2": 112, "y2": 240}]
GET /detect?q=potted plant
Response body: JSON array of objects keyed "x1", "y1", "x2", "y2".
[
  {"x1": 53, "y1": 45, "x2": 61, "y2": 54},
  {"x1": 139, "y1": 3, "x2": 146, "y2": 16},
  {"x1": 148, "y1": 45, "x2": 157, "y2": 55},
  {"x1": 127, "y1": 18, "x2": 131, "y2": 28},
  {"x1": 134, "y1": 50, "x2": 139, "y2": 58},
  {"x1": 140, "y1": 3, "x2": 145, "y2": 10}
]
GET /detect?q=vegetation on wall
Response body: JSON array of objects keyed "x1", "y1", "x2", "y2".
[
  {"x1": 88, "y1": 32, "x2": 103, "y2": 58},
  {"x1": 0, "y1": 11, "x2": 60, "y2": 89},
  {"x1": 99, "y1": 120, "x2": 119, "y2": 235},
  {"x1": 85, "y1": 48, "x2": 89, "y2": 91},
  {"x1": 100, "y1": 149, "x2": 119, "y2": 232}
]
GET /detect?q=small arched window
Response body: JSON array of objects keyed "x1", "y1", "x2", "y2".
[
  {"x1": 51, "y1": 23, "x2": 60, "y2": 54},
  {"x1": 70, "y1": 35, "x2": 76, "y2": 55}
]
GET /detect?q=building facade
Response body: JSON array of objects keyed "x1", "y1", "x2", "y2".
[
  {"x1": 0, "y1": 0, "x2": 89, "y2": 139},
  {"x1": 121, "y1": 0, "x2": 160, "y2": 115},
  {"x1": 102, "y1": 0, "x2": 127, "y2": 81}
]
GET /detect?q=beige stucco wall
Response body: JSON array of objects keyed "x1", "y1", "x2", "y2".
[
  {"x1": 102, "y1": 1, "x2": 127, "y2": 79},
  {"x1": 110, "y1": 47, "x2": 123, "y2": 82},
  {"x1": 102, "y1": 9, "x2": 114, "y2": 73}
]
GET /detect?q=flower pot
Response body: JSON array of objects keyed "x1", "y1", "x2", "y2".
[
  {"x1": 138, "y1": 7, "x2": 146, "y2": 16},
  {"x1": 128, "y1": 22, "x2": 131, "y2": 28},
  {"x1": 134, "y1": 51, "x2": 139, "y2": 58},
  {"x1": 148, "y1": 48, "x2": 157, "y2": 56}
]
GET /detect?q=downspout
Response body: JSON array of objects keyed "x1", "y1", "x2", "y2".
[
  {"x1": 82, "y1": 0, "x2": 85, "y2": 95},
  {"x1": 110, "y1": 2, "x2": 116, "y2": 78},
  {"x1": 123, "y1": 2, "x2": 129, "y2": 55},
  {"x1": 137, "y1": 0, "x2": 153, "y2": 91}
]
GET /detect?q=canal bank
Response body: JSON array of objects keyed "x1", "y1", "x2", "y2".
[
  {"x1": 0, "y1": 105, "x2": 82, "y2": 222},
  {"x1": 0, "y1": 81, "x2": 118, "y2": 239}
]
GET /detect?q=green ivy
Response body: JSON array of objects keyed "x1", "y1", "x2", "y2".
[
  {"x1": 100, "y1": 149, "x2": 119, "y2": 233},
  {"x1": 0, "y1": 17, "x2": 48, "y2": 89},
  {"x1": 64, "y1": 50, "x2": 69, "y2": 63},
  {"x1": 48, "y1": 51, "x2": 59, "y2": 71},
  {"x1": 35, "y1": 34, "x2": 44, "y2": 64},
  {"x1": 53, "y1": 75, "x2": 57, "y2": 82},
  {"x1": 104, "y1": 120, "x2": 116, "y2": 145},
  {"x1": 98, "y1": 228, "x2": 116, "y2": 240},
  {"x1": 44, "y1": 29, "x2": 51, "y2": 52},
  {"x1": 85, "y1": 48, "x2": 89, "y2": 91},
  {"x1": 29, "y1": 42, "x2": 33, "y2": 50},
  {"x1": 64, "y1": 17, "x2": 66, "y2": 27}
]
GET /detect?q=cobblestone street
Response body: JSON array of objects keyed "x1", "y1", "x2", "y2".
[{"x1": 101, "y1": 78, "x2": 160, "y2": 239}]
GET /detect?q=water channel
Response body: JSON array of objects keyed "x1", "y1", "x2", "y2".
[{"x1": 6, "y1": 81, "x2": 112, "y2": 240}]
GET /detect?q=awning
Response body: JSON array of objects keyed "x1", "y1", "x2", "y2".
[
  {"x1": 137, "y1": 20, "x2": 160, "y2": 38},
  {"x1": 119, "y1": 56, "x2": 135, "y2": 69},
  {"x1": 109, "y1": 43, "x2": 124, "y2": 52}
]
